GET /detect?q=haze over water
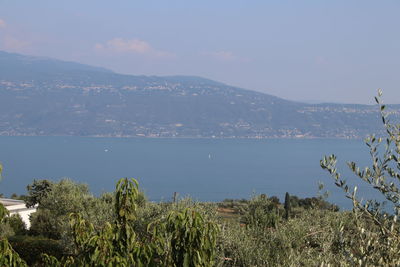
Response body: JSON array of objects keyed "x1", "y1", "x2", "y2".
[{"x1": 0, "y1": 136, "x2": 378, "y2": 209}]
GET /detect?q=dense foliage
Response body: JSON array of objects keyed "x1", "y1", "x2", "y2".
[
  {"x1": 0, "y1": 163, "x2": 28, "y2": 266},
  {"x1": 8, "y1": 236, "x2": 64, "y2": 266},
  {"x1": 1, "y1": 173, "x2": 342, "y2": 266}
]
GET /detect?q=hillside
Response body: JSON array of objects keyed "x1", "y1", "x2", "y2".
[{"x1": 0, "y1": 51, "x2": 398, "y2": 138}]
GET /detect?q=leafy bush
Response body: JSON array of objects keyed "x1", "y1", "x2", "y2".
[
  {"x1": 220, "y1": 208, "x2": 351, "y2": 266},
  {"x1": 0, "y1": 222, "x2": 15, "y2": 239},
  {"x1": 0, "y1": 164, "x2": 28, "y2": 266},
  {"x1": 9, "y1": 235, "x2": 64, "y2": 266},
  {"x1": 40, "y1": 178, "x2": 219, "y2": 267},
  {"x1": 0, "y1": 238, "x2": 27, "y2": 267},
  {"x1": 29, "y1": 209, "x2": 61, "y2": 239},
  {"x1": 5, "y1": 214, "x2": 26, "y2": 236},
  {"x1": 29, "y1": 178, "x2": 115, "y2": 252},
  {"x1": 154, "y1": 208, "x2": 219, "y2": 267},
  {"x1": 242, "y1": 194, "x2": 280, "y2": 228}
]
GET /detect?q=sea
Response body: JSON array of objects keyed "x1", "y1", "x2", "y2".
[{"x1": 0, "y1": 136, "x2": 385, "y2": 209}]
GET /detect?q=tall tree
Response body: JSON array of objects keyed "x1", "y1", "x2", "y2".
[
  {"x1": 284, "y1": 192, "x2": 291, "y2": 220},
  {"x1": 25, "y1": 179, "x2": 53, "y2": 208}
]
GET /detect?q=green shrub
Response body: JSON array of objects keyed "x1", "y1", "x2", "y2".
[
  {"x1": 156, "y1": 208, "x2": 219, "y2": 267},
  {"x1": 220, "y1": 209, "x2": 351, "y2": 266},
  {"x1": 0, "y1": 203, "x2": 28, "y2": 266},
  {"x1": 40, "y1": 178, "x2": 220, "y2": 267},
  {"x1": 29, "y1": 209, "x2": 60, "y2": 240},
  {"x1": 29, "y1": 178, "x2": 115, "y2": 253},
  {"x1": 243, "y1": 194, "x2": 280, "y2": 229},
  {"x1": 9, "y1": 235, "x2": 64, "y2": 266},
  {"x1": 6, "y1": 214, "x2": 27, "y2": 236},
  {"x1": 0, "y1": 221, "x2": 15, "y2": 239}
]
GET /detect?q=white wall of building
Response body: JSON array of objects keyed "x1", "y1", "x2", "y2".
[{"x1": 0, "y1": 198, "x2": 37, "y2": 229}]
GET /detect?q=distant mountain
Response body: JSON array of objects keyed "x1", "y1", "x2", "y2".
[{"x1": 0, "y1": 51, "x2": 398, "y2": 138}]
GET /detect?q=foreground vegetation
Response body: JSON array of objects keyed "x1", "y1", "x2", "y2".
[
  {"x1": 0, "y1": 177, "x2": 344, "y2": 266},
  {"x1": 1, "y1": 92, "x2": 400, "y2": 266}
]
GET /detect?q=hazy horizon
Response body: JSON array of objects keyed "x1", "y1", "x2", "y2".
[{"x1": 1, "y1": 1, "x2": 400, "y2": 104}]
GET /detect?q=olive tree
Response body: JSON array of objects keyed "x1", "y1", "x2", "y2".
[
  {"x1": 321, "y1": 90, "x2": 400, "y2": 266},
  {"x1": 29, "y1": 178, "x2": 114, "y2": 251}
]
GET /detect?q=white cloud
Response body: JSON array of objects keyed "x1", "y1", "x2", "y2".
[
  {"x1": 0, "y1": 35, "x2": 31, "y2": 51},
  {"x1": 208, "y1": 51, "x2": 236, "y2": 61},
  {"x1": 0, "y1": 19, "x2": 32, "y2": 52},
  {"x1": 0, "y1": 19, "x2": 6, "y2": 29},
  {"x1": 95, "y1": 38, "x2": 174, "y2": 58},
  {"x1": 106, "y1": 38, "x2": 151, "y2": 53},
  {"x1": 203, "y1": 51, "x2": 250, "y2": 63}
]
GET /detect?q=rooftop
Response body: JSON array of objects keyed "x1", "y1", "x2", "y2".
[{"x1": 0, "y1": 198, "x2": 25, "y2": 207}]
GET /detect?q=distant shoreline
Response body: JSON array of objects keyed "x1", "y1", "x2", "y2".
[{"x1": 0, "y1": 134, "x2": 363, "y2": 140}]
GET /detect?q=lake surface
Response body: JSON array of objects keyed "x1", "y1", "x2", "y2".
[{"x1": 0, "y1": 137, "x2": 382, "y2": 209}]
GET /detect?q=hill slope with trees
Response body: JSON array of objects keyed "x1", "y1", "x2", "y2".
[{"x1": 1, "y1": 51, "x2": 399, "y2": 138}]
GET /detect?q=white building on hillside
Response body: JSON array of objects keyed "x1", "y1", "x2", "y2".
[{"x1": 0, "y1": 198, "x2": 37, "y2": 229}]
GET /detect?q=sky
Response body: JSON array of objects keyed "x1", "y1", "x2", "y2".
[{"x1": 0, "y1": 0, "x2": 400, "y2": 104}]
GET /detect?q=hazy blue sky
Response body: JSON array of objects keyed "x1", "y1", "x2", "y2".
[{"x1": 1, "y1": 1, "x2": 399, "y2": 104}]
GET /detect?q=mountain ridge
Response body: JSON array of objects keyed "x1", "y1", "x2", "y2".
[{"x1": 0, "y1": 50, "x2": 398, "y2": 138}]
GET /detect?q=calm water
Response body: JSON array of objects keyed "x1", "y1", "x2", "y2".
[{"x1": 0, "y1": 137, "x2": 381, "y2": 209}]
